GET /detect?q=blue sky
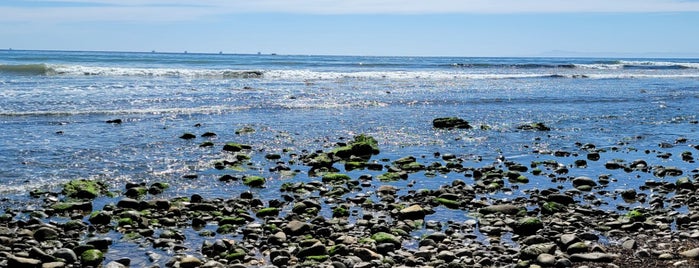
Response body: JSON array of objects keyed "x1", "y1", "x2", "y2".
[{"x1": 1, "y1": 0, "x2": 699, "y2": 57}]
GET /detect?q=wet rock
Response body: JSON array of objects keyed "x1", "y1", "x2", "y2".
[
  {"x1": 399, "y1": 204, "x2": 426, "y2": 220},
  {"x1": 514, "y1": 217, "x2": 543, "y2": 236},
  {"x1": 479, "y1": 204, "x2": 523, "y2": 215},
  {"x1": 354, "y1": 247, "x2": 383, "y2": 262},
  {"x1": 521, "y1": 243, "x2": 556, "y2": 260},
  {"x1": 80, "y1": 249, "x2": 104, "y2": 267},
  {"x1": 283, "y1": 220, "x2": 311, "y2": 236},
  {"x1": 433, "y1": 117, "x2": 472, "y2": 129},
  {"x1": 52, "y1": 248, "x2": 78, "y2": 264},
  {"x1": 33, "y1": 227, "x2": 59, "y2": 241},
  {"x1": 517, "y1": 122, "x2": 551, "y2": 131},
  {"x1": 547, "y1": 194, "x2": 574, "y2": 205},
  {"x1": 179, "y1": 255, "x2": 203, "y2": 268},
  {"x1": 179, "y1": 133, "x2": 196, "y2": 140},
  {"x1": 569, "y1": 252, "x2": 618, "y2": 262}
]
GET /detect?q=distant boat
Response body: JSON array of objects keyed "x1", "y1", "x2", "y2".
[
  {"x1": 219, "y1": 51, "x2": 223, "y2": 55},
  {"x1": 184, "y1": 51, "x2": 188, "y2": 54},
  {"x1": 152, "y1": 50, "x2": 156, "y2": 53},
  {"x1": 257, "y1": 52, "x2": 261, "y2": 55}
]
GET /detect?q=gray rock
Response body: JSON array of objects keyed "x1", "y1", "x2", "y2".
[
  {"x1": 479, "y1": 204, "x2": 523, "y2": 215},
  {"x1": 104, "y1": 261, "x2": 127, "y2": 268},
  {"x1": 399, "y1": 204, "x2": 426, "y2": 220},
  {"x1": 521, "y1": 243, "x2": 556, "y2": 260},
  {"x1": 354, "y1": 247, "x2": 383, "y2": 261},
  {"x1": 622, "y1": 239, "x2": 636, "y2": 250},
  {"x1": 566, "y1": 242, "x2": 588, "y2": 254},
  {"x1": 680, "y1": 247, "x2": 699, "y2": 259},
  {"x1": 33, "y1": 227, "x2": 59, "y2": 241},
  {"x1": 8, "y1": 256, "x2": 41, "y2": 268},
  {"x1": 283, "y1": 220, "x2": 311, "y2": 236},
  {"x1": 42, "y1": 262, "x2": 67, "y2": 268},
  {"x1": 572, "y1": 177, "x2": 597, "y2": 188},
  {"x1": 201, "y1": 260, "x2": 226, "y2": 268},
  {"x1": 437, "y1": 250, "x2": 456, "y2": 262},
  {"x1": 297, "y1": 242, "x2": 326, "y2": 258},
  {"x1": 52, "y1": 248, "x2": 78, "y2": 264},
  {"x1": 559, "y1": 234, "x2": 580, "y2": 249},
  {"x1": 179, "y1": 255, "x2": 202, "y2": 268},
  {"x1": 569, "y1": 252, "x2": 618, "y2": 262},
  {"x1": 537, "y1": 253, "x2": 556, "y2": 266},
  {"x1": 268, "y1": 231, "x2": 287, "y2": 245}
]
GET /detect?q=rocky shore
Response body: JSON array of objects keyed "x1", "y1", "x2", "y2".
[{"x1": 2, "y1": 118, "x2": 699, "y2": 268}]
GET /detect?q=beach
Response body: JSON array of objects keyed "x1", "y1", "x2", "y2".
[{"x1": 2, "y1": 50, "x2": 699, "y2": 267}]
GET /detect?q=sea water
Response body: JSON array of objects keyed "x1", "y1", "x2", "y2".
[{"x1": 1, "y1": 50, "x2": 699, "y2": 207}]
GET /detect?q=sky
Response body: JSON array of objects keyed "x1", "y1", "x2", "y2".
[{"x1": 1, "y1": 0, "x2": 699, "y2": 57}]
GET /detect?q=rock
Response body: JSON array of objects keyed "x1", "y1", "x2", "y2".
[
  {"x1": 559, "y1": 234, "x2": 580, "y2": 249},
  {"x1": 80, "y1": 249, "x2": 104, "y2": 267},
  {"x1": 354, "y1": 247, "x2": 383, "y2": 261},
  {"x1": 61, "y1": 179, "x2": 104, "y2": 199},
  {"x1": 243, "y1": 176, "x2": 266, "y2": 187},
  {"x1": 566, "y1": 242, "x2": 588, "y2": 254},
  {"x1": 53, "y1": 248, "x2": 78, "y2": 264},
  {"x1": 179, "y1": 133, "x2": 196, "y2": 139},
  {"x1": 517, "y1": 122, "x2": 550, "y2": 131},
  {"x1": 106, "y1": 119, "x2": 122, "y2": 124},
  {"x1": 432, "y1": 117, "x2": 472, "y2": 129},
  {"x1": 572, "y1": 177, "x2": 597, "y2": 188},
  {"x1": 399, "y1": 204, "x2": 426, "y2": 220},
  {"x1": 268, "y1": 231, "x2": 287, "y2": 245},
  {"x1": 8, "y1": 256, "x2": 41, "y2": 268},
  {"x1": 371, "y1": 232, "x2": 401, "y2": 247},
  {"x1": 521, "y1": 244, "x2": 556, "y2": 260},
  {"x1": 547, "y1": 194, "x2": 574, "y2": 205},
  {"x1": 179, "y1": 255, "x2": 203, "y2": 268},
  {"x1": 297, "y1": 242, "x2": 327, "y2": 258},
  {"x1": 514, "y1": 217, "x2": 543, "y2": 236},
  {"x1": 479, "y1": 204, "x2": 523, "y2": 215},
  {"x1": 537, "y1": 253, "x2": 556, "y2": 266},
  {"x1": 331, "y1": 134, "x2": 380, "y2": 159},
  {"x1": 569, "y1": 253, "x2": 618, "y2": 262},
  {"x1": 621, "y1": 189, "x2": 637, "y2": 200},
  {"x1": 104, "y1": 261, "x2": 128, "y2": 268},
  {"x1": 33, "y1": 227, "x2": 60, "y2": 241},
  {"x1": 437, "y1": 250, "x2": 456, "y2": 262},
  {"x1": 680, "y1": 247, "x2": 699, "y2": 259},
  {"x1": 283, "y1": 220, "x2": 311, "y2": 236},
  {"x1": 88, "y1": 211, "x2": 112, "y2": 225},
  {"x1": 43, "y1": 262, "x2": 67, "y2": 268},
  {"x1": 622, "y1": 239, "x2": 636, "y2": 250},
  {"x1": 222, "y1": 142, "x2": 251, "y2": 152}
]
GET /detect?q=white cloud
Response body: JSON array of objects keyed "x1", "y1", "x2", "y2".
[{"x1": 2, "y1": 0, "x2": 699, "y2": 22}]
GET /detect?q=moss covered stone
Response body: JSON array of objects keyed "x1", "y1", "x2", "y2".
[
  {"x1": 626, "y1": 210, "x2": 646, "y2": 222},
  {"x1": 322, "y1": 173, "x2": 351, "y2": 183},
  {"x1": 305, "y1": 255, "x2": 330, "y2": 262},
  {"x1": 514, "y1": 217, "x2": 544, "y2": 236},
  {"x1": 219, "y1": 217, "x2": 247, "y2": 225},
  {"x1": 256, "y1": 207, "x2": 280, "y2": 217},
  {"x1": 80, "y1": 249, "x2": 104, "y2": 267},
  {"x1": 62, "y1": 179, "x2": 105, "y2": 200},
  {"x1": 331, "y1": 134, "x2": 380, "y2": 159},
  {"x1": 332, "y1": 206, "x2": 350, "y2": 217},
  {"x1": 436, "y1": 198, "x2": 462, "y2": 209},
  {"x1": 371, "y1": 232, "x2": 401, "y2": 246},
  {"x1": 432, "y1": 117, "x2": 472, "y2": 129},
  {"x1": 222, "y1": 142, "x2": 251, "y2": 152},
  {"x1": 243, "y1": 176, "x2": 266, "y2": 187},
  {"x1": 378, "y1": 172, "x2": 403, "y2": 182},
  {"x1": 51, "y1": 201, "x2": 92, "y2": 212},
  {"x1": 541, "y1": 201, "x2": 565, "y2": 215}
]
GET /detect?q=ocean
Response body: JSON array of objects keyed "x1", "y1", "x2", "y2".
[
  {"x1": 1, "y1": 50, "x2": 699, "y2": 264},
  {"x1": 2, "y1": 50, "x2": 699, "y2": 198}
]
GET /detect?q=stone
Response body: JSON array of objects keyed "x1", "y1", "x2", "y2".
[
  {"x1": 52, "y1": 248, "x2": 78, "y2": 264},
  {"x1": 572, "y1": 177, "x2": 596, "y2": 188},
  {"x1": 371, "y1": 232, "x2": 400, "y2": 245},
  {"x1": 243, "y1": 176, "x2": 266, "y2": 187},
  {"x1": 283, "y1": 220, "x2": 311, "y2": 236},
  {"x1": 42, "y1": 262, "x2": 67, "y2": 268},
  {"x1": 537, "y1": 253, "x2": 556, "y2": 266},
  {"x1": 559, "y1": 234, "x2": 580, "y2": 249},
  {"x1": 680, "y1": 247, "x2": 699, "y2": 259},
  {"x1": 514, "y1": 217, "x2": 543, "y2": 236},
  {"x1": 433, "y1": 117, "x2": 472, "y2": 129},
  {"x1": 33, "y1": 227, "x2": 59, "y2": 241},
  {"x1": 297, "y1": 242, "x2": 327, "y2": 258},
  {"x1": 569, "y1": 253, "x2": 618, "y2": 262},
  {"x1": 547, "y1": 194, "x2": 574, "y2": 205},
  {"x1": 399, "y1": 204, "x2": 426, "y2": 220},
  {"x1": 479, "y1": 204, "x2": 523, "y2": 215},
  {"x1": 104, "y1": 261, "x2": 127, "y2": 268},
  {"x1": 8, "y1": 256, "x2": 41, "y2": 268},
  {"x1": 354, "y1": 247, "x2": 383, "y2": 261},
  {"x1": 80, "y1": 249, "x2": 104, "y2": 267},
  {"x1": 521, "y1": 244, "x2": 556, "y2": 260},
  {"x1": 179, "y1": 255, "x2": 203, "y2": 268}
]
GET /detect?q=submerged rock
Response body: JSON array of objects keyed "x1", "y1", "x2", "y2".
[{"x1": 432, "y1": 117, "x2": 472, "y2": 129}]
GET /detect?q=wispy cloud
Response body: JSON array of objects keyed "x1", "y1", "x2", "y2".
[{"x1": 2, "y1": 0, "x2": 699, "y2": 22}]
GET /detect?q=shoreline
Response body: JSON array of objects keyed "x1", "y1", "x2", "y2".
[{"x1": 2, "y1": 119, "x2": 699, "y2": 267}]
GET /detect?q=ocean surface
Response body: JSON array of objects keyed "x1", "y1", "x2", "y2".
[{"x1": 2, "y1": 49, "x2": 699, "y2": 264}]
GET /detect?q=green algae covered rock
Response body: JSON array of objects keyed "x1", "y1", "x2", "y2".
[
  {"x1": 332, "y1": 134, "x2": 379, "y2": 159},
  {"x1": 62, "y1": 179, "x2": 106, "y2": 200},
  {"x1": 80, "y1": 249, "x2": 104, "y2": 266},
  {"x1": 243, "y1": 176, "x2": 266, "y2": 187}
]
